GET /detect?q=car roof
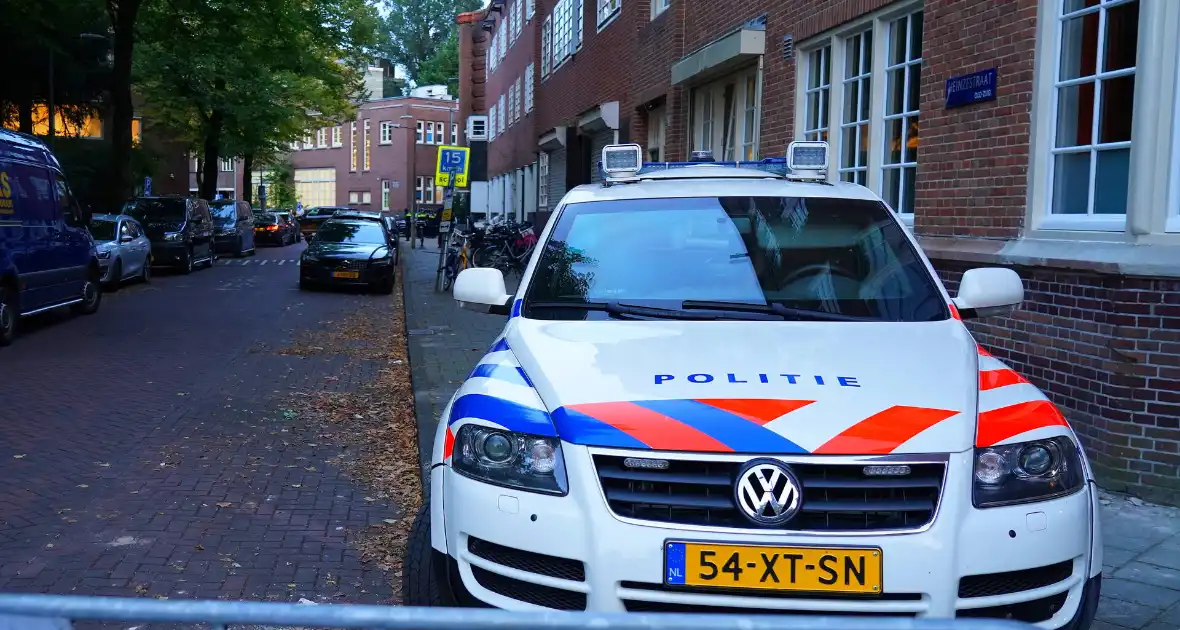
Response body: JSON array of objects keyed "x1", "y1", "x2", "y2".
[
  {"x1": 0, "y1": 129, "x2": 60, "y2": 169},
  {"x1": 559, "y1": 171, "x2": 881, "y2": 205}
]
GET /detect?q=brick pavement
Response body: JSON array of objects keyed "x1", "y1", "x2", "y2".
[
  {"x1": 400, "y1": 242, "x2": 1180, "y2": 627},
  {"x1": 0, "y1": 242, "x2": 399, "y2": 609}
]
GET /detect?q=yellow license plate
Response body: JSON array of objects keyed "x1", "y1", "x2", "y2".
[
  {"x1": 332, "y1": 271, "x2": 360, "y2": 279},
  {"x1": 665, "y1": 541, "x2": 882, "y2": 594}
]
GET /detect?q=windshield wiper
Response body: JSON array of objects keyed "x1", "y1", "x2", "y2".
[
  {"x1": 680, "y1": 300, "x2": 875, "y2": 322},
  {"x1": 528, "y1": 301, "x2": 724, "y2": 321}
]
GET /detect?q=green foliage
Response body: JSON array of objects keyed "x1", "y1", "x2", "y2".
[
  {"x1": 380, "y1": 0, "x2": 480, "y2": 87},
  {"x1": 417, "y1": 30, "x2": 460, "y2": 90},
  {"x1": 262, "y1": 157, "x2": 298, "y2": 210},
  {"x1": 50, "y1": 137, "x2": 157, "y2": 208}
]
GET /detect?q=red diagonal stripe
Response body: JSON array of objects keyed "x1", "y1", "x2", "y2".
[
  {"x1": 949, "y1": 303, "x2": 962, "y2": 320},
  {"x1": 567, "y1": 402, "x2": 733, "y2": 452},
  {"x1": 980, "y1": 369, "x2": 1029, "y2": 391},
  {"x1": 978, "y1": 344, "x2": 993, "y2": 357},
  {"x1": 693, "y1": 399, "x2": 815, "y2": 426},
  {"x1": 815, "y1": 406, "x2": 960, "y2": 455},
  {"x1": 976, "y1": 400, "x2": 1069, "y2": 447},
  {"x1": 443, "y1": 426, "x2": 455, "y2": 460}
]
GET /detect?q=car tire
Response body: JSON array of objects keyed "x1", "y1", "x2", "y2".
[
  {"x1": 181, "y1": 247, "x2": 194, "y2": 274},
  {"x1": 141, "y1": 257, "x2": 152, "y2": 283},
  {"x1": 0, "y1": 285, "x2": 17, "y2": 347},
  {"x1": 104, "y1": 260, "x2": 122, "y2": 291},
  {"x1": 403, "y1": 505, "x2": 450, "y2": 607},
  {"x1": 71, "y1": 275, "x2": 101, "y2": 316},
  {"x1": 299, "y1": 277, "x2": 311, "y2": 291},
  {"x1": 376, "y1": 274, "x2": 395, "y2": 295}
]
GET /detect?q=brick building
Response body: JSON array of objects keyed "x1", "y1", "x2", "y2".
[
  {"x1": 456, "y1": 0, "x2": 1180, "y2": 503},
  {"x1": 289, "y1": 85, "x2": 459, "y2": 215}
]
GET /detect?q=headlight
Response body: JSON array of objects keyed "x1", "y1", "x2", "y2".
[
  {"x1": 973, "y1": 436, "x2": 1084, "y2": 508},
  {"x1": 302, "y1": 252, "x2": 319, "y2": 263},
  {"x1": 164, "y1": 232, "x2": 184, "y2": 242},
  {"x1": 452, "y1": 424, "x2": 567, "y2": 495},
  {"x1": 369, "y1": 246, "x2": 391, "y2": 264},
  {"x1": 96, "y1": 250, "x2": 111, "y2": 259}
]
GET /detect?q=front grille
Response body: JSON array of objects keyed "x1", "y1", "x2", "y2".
[
  {"x1": 958, "y1": 561, "x2": 1073, "y2": 598},
  {"x1": 330, "y1": 259, "x2": 367, "y2": 271},
  {"x1": 620, "y1": 581, "x2": 922, "y2": 602},
  {"x1": 468, "y1": 536, "x2": 586, "y2": 581},
  {"x1": 622, "y1": 600, "x2": 917, "y2": 616},
  {"x1": 593, "y1": 455, "x2": 944, "y2": 531},
  {"x1": 470, "y1": 566, "x2": 586, "y2": 610},
  {"x1": 957, "y1": 592, "x2": 1069, "y2": 623}
]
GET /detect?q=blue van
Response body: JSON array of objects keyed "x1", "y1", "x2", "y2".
[{"x1": 0, "y1": 130, "x2": 102, "y2": 346}]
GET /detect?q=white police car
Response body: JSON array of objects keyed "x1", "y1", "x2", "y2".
[{"x1": 403, "y1": 142, "x2": 1101, "y2": 629}]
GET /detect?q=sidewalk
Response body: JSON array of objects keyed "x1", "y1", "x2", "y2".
[{"x1": 400, "y1": 245, "x2": 1180, "y2": 628}]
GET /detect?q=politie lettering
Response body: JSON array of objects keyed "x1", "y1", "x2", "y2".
[{"x1": 654, "y1": 373, "x2": 861, "y2": 387}]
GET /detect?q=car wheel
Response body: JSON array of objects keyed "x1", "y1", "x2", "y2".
[
  {"x1": 235, "y1": 236, "x2": 246, "y2": 257},
  {"x1": 402, "y1": 505, "x2": 453, "y2": 607},
  {"x1": 141, "y1": 257, "x2": 152, "y2": 283},
  {"x1": 376, "y1": 274, "x2": 395, "y2": 295},
  {"x1": 181, "y1": 247, "x2": 194, "y2": 274},
  {"x1": 0, "y1": 285, "x2": 17, "y2": 347},
  {"x1": 104, "y1": 260, "x2": 122, "y2": 291},
  {"x1": 299, "y1": 277, "x2": 312, "y2": 291},
  {"x1": 71, "y1": 275, "x2": 102, "y2": 316}
]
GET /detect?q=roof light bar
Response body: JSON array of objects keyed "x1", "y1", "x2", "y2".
[
  {"x1": 601, "y1": 143, "x2": 643, "y2": 182},
  {"x1": 786, "y1": 140, "x2": 829, "y2": 181}
]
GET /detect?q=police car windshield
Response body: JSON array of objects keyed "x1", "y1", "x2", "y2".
[{"x1": 523, "y1": 196, "x2": 948, "y2": 322}]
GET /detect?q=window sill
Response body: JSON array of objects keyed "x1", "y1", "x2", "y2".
[
  {"x1": 650, "y1": 5, "x2": 668, "y2": 21},
  {"x1": 917, "y1": 234, "x2": 1180, "y2": 279},
  {"x1": 1033, "y1": 214, "x2": 1126, "y2": 233},
  {"x1": 380, "y1": 141, "x2": 392, "y2": 146},
  {"x1": 597, "y1": 8, "x2": 621, "y2": 32}
]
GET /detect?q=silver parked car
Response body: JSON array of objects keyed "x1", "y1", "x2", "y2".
[{"x1": 90, "y1": 213, "x2": 152, "y2": 288}]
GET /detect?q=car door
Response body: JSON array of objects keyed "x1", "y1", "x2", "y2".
[
  {"x1": 0, "y1": 160, "x2": 56, "y2": 309},
  {"x1": 190, "y1": 200, "x2": 214, "y2": 261},
  {"x1": 121, "y1": 219, "x2": 147, "y2": 276},
  {"x1": 238, "y1": 202, "x2": 255, "y2": 251},
  {"x1": 51, "y1": 172, "x2": 91, "y2": 302}
]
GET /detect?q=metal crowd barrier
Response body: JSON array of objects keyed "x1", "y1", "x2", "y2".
[{"x1": 0, "y1": 594, "x2": 1042, "y2": 630}]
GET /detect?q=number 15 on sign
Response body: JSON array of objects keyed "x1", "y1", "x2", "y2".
[{"x1": 435, "y1": 146, "x2": 470, "y2": 188}]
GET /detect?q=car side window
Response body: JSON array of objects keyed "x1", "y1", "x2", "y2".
[
  {"x1": 126, "y1": 221, "x2": 141, "y2": 238},
  {"x1": 53, "y1": 174, "x2": 84, "y2": 226},
  {"x1": 119, "y1": 221, "x2": 132, "y2": 239}
]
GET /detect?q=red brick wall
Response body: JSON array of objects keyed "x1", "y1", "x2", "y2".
[
  {"x1": 486, "y1": 1, "x2": 539, "y2": 175},
  {"x1": 629, "y1": 0, "x2": 686, "y2": 159}
]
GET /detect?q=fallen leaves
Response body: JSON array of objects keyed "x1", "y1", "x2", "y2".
[
  {"x1": 12, "y1": 454, "x2": 25, "y2": 459},
  {"x1": 215, "y1": 502, "x2": 233, "y2": 508}
]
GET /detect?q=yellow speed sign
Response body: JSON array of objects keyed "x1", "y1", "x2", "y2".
[{"x1": 435, "y1": 146, "x2": 470, "y2": 188}]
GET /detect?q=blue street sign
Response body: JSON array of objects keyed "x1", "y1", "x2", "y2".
[
  {"x1": 143, "y1": 176, "x2": 152, "y2": 196},
  {"x1": 945, "y1": 68, "x2": 997, "y2": 109}
]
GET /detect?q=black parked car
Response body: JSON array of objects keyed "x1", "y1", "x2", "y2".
[
  {"x1": 332, "y1": 210, "x2": 399, "y2": 265},
  {"x1": 253, "y1": 212, "x2": 299, "y2": 246},
  {"x1": 210, "y1": 199, "x2": 257, "y2": 257},
  {"x1": 300, "y1": 206, "x2": 350, "y2": 241},
  {"x1": 123, "y1": 196, "x2": 216, "y2": 274},
  {"x1": 299, "y1": 219, "x2": 396, "y2": 294}
]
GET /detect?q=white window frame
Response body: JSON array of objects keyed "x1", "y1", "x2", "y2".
[
  {"x1": 362, "y1": 191, "x2": 372, "y2": 205},
  {"x1": 220, "y1": 158, "x2": 234, "y2": 172},
  {"x1": 647, "y1": 105, "x2": 666, "y2": 162},
  {"x1": 425, "y1": 121, "x2": 435, "y2": 144},
  {"x1": 350, "y1": 122, "x2": 357, "y2": 172},
  {"x1": 499, "y1": 93, "x2": 507, "y2": 132},
  {"x1": 452, "y1": 123, "x2": 459, "y2": 145},
  {"x1": 597, "y1": 0, "x2": 620, "y2": 30},
  {"x1": 802, "y1": 45, "x2": 832, "y2": 142},
  {"x1": 303, "y1": 135, "x2": 314, "y2": 149},
  {"x1": 415, "y1": 176, "x2": 425, "y2": 203},
  {"x1": 381, "y1": 180, "x2": 390, "y2": 211},
  {"x1": 332, "y1": 126, "x2": 342, "y2": 147},
  {"x1": 541, "y1": 16, "x2": 552, "y2": 78},
  {"x1": 651, "y1": 0, "x2": 669, "y2": 19},
  {"x1": 794, "y1": 4, "x2": 924, "y2": 225},
  {"x1": 349, "y1": 191, "x2": 360, "y2": 204},
  {"x1": 425, "y1": 177, "x2": 435, "y2": 204},
  {"x1": 363, "y1": 119, "x2": 371, "y2": 171},
  {"x1": 416, "y1": 120, "x2": 424, "y2": 144},
  {"x1": 539, "y1": 152, "x2": 550, "y2": 208},
  {"x1": 528, "y1": 0, "x2": 535, "y2": 20},
  {"x1": 490, "y1": 104, "x2": 498, "y2": 140},
  {"x1": 525, "y1": 63, "x2": 535, "y2": 112},
  {"x1": 316, "y1": 128, "x2": 328, "y2": 148},
  {"x1": 879, "y1": 12, "x2": 922, "y2": 218},
  {"x1": 380, "y1": 121, "x2": 393, "y2": 144},
  {"x1": 690, "y1": 66, "x2": 760, "y2": 160}
]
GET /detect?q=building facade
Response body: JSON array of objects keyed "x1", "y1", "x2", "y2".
[
  {"x1": 289, "y1": 88, "x2": 459, "y2": 215},
  {"x1": 457, "y1": 0, "x2": 1180, "y2": 504}
]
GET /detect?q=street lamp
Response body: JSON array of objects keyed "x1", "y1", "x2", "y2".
[
  {"x1": 399, "y1": 114, "x2": 418, "y2": 249},
  {"x1": 47, "y1": 33, "x2": 108, "y2": 148}
]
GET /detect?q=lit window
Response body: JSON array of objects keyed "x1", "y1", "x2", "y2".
[
  {"x1": 350, "y1": 122, "x2": 358, "y2": 171},
  {"x1": 363, "y1": 120, "x2": 372, "y2": 171}
]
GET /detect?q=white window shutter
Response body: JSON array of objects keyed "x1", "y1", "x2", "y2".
[{"x1": 574, "y1": 0, "x2": 583, "y2": 51}]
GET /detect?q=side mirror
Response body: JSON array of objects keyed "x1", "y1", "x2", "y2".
[
  {"x1": 119, "y1": 234, "x2": 134, "y2": 243},
  {"x1": 953, "y1": 267, "x2": 1023, "y2": 319},
  {"x1": 453, "y1": 268, "x2": 512, "y2": 315}
]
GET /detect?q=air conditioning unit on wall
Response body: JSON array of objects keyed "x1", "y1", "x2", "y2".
[{"x1": 467, "y1": 115, "x2": 489, "y2": 141}]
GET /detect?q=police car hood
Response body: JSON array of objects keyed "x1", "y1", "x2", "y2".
[{"x1": 507, "y1": 318, "x2": 980, "y2": 455}]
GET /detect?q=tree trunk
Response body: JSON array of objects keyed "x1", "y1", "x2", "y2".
[
  {"x1": 108, "y1": 0, "x2": 143, "y2": 208},
  {"x1": 242, "y1": 153, "x2": 254, "y2": 204},
  {"x1": 199, "y1": 109, "x2": 224, "y2": 201},
  {"x1": 17, "y1": 97, "x2": 32, "y2": 134}
]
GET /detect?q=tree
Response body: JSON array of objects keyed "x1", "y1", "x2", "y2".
[
  {"x1": 380, "y1": 0, "x2": 480, "y2": 88},
  {"x1": 135, "y1": 0, "x2": 378, "y2": 200},
  {"x1": 416, "y1": 30, "x2": 460, "y2": 89},
  {"x1": 105, "y1": 0, "x2": 145, "y2": 208},
  {"x1": 262, "y1": 157, "x2": 297, "y2": 210}
]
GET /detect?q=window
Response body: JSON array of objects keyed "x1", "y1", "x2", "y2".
[
  {"x1": 416, "y1": 120, "x2": 424, "y2": 143},
  {"x1": 332, "y1": 126, "x2": 342, "y2": 147},
  {"x1": 522, "y1": 196, "x2": 947, "y2": 323},
  {"x1": 380, "y1": 121, "x2": 393, "y2": 144},
  {"x1": 303, "y1": 135, "x2": 314, "y2": 149},
  {"x1": 525, "y1": 64, "x2": 535, "y2": 112},
  {"x1": 349, "y1": 191, "x2": 360, "y2": 204},
  {"x1": 741, "y1": 75, "x2": 759, "y2": 160},
  {"x1": 541, "y1": 16, "x2": 552, "y2": 78},
  {"x1": 362, "y1": 191, "x2": 372, "y2": 205},
  {"x1": 550, "y1": 0, "x2": 582, "y2": 72},
  {"x1": 438, "y1": 122, "x2": 448, "y2": 144},
  {"x1": 512, "y1": 80, "x2": 520, "y2": 123},
  {"x1": 539, "y1": 152, "x2": 550, "y2": 208},
  {"x1": 435, "y1": 182, "x2": 444, "y2": 204},
  {"x1": 294, "y1": 168, "x2": 337, "y2": 209},
  {"x1": 839, "y1": 31, "x2": 871, "y2": 185},
  {"x1": 220, "y1": 158, "x2": 234, "y2": 172},
  {"x1": 363, "y1": 120, "x2": 372, "y2": 171},
  {"x1": 426, "y1": 122, "x2": 435, "y2": 144},
  {"x1": 499, "y1": 93, "x2": 507, "y2": 132},
  {"x1": 490, "y1": 104, "x2": 498, "y2": 140},
  {"x1": 651, "y1": 0, "x2": 669, "y2": 19},
  {"x1": 415, "y1": 176, "x2": 425, "y2": 202},
  {"x1": 597, "y1": 0, "x2": 619, "y2": 28},
  {"x1": 1046, "y1": 0, "x2": 1137, "y2": 224},
  {"x1": 452, "y1": 123, "x2": 459, "y2": 144},
  {"x1": 880, "y1": 13, "x2": 922, "y2": 216},
  {"x1": 350, "y1": 122, "x2": 358, "y2": 171},
  {"x1": 796, "y1": 7, "x2": 923, "y2": 219},
  {"x1": 647, "y1": 105, "x2": 666, "y2": 162},
  {"x1": 513, "y1": 0, "x2": 521, "y2": 41},
  {"x1": 803, "y1": 46, "x2": 831, "y2": 141},
  {"x1": 425, "y1": 177, "x2": 436, "y2": 204},
  {"x1": 316, "y1": 128, "x2": 328, "y2": 147},
  {"x1": 382, "y1": 180, "x2": 390, "y2": 211},
  {"x1": 291, "y1": 141, "x2": 300, "y2": 151},
  {"x1": 528, "y1": 0, "x2": 535, "y2": 20},
  {"x1": 691, "y1": 66, "x2": 760, "y2": 160}
]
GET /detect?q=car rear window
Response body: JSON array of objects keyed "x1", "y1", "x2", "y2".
[{"x1": 524, "y1": 196, "x2": 947, "y2": 322}]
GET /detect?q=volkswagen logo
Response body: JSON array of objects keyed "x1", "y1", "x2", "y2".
[{"x1": 734, "y1": 458, "x2": 802, "y2": 526}]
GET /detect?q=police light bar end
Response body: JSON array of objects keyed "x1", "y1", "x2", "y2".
[
  {"x1": 786, "y1": 141, "x2": 829, "y2": 181},
  {"x1": 601, "y1": 144, "x2": 644, "y2": 182}
]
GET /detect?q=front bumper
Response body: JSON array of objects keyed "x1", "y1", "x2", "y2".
[
  {"x1": 214, "y1": 234, "x2": 240, "y2": 252},
  {"x1": 150, "y1": 242, "x2": 189, "y2": 266},
  {"x1": 433, "y1": 445, "x2": 1099, "y2": 626},
  {"x1": 299, "y1": 261, "x2": 392, "y2": 285}
]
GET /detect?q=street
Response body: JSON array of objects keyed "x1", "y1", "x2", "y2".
[{"x1": 0, "y1": 241, "x2": 402, "y2": 603}]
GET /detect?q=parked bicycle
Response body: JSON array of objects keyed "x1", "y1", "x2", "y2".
[
  {"x1": 471, "y1": 219, "x2": 537, "y2": 278},
  {"x1": 442, "y1": 228, "x2": 474, "y2": 291}
]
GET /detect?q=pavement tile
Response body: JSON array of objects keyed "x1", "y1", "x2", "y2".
[
  {"x1": 1097, "y1": 595, "x2": 1165, "y2": 628},
  {"x1": 1103, "y1": 577, "x2": 1180, "y2": 609},
  {"x1": 1114, "y1": 562, "x2": 1180, "y2": 591}
]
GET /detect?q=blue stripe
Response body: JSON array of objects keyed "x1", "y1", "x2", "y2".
[
  {"x1": 551, "y1": 408, "x2": 649, "y2": 449},
  {"x1": 510, "y1": 299, "x2": 523, "y2": 318},
  {"x1": 449, "y1": 393, "x2": 557, "y2": 437},
  {"x1": 631, "y1": 399, "x2": 807, "y2": 454},
  {"x1": 468, "y1": 363, "x2": 530, "y2": 386},
  {"x1": 489, "y1": 338, "x2": 510, "y2": 353}
]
